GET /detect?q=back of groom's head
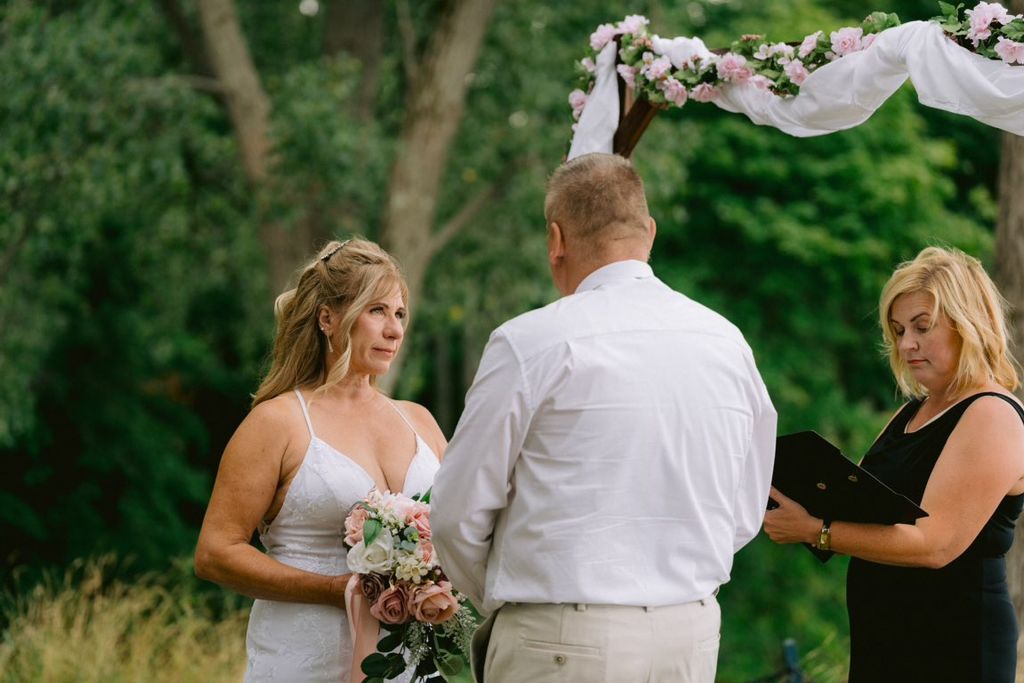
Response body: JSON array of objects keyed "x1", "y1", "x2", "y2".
[{"x1": 545, "y1": 153, "x2": 650, "y2": 250}]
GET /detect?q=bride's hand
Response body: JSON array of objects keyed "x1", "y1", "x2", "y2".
[
  {"x1": 346, "y1": 577, "x2": 380, "y2": 683},
  {"x1": 763, "y1": 487, "x2": 820, "y2": 545}
]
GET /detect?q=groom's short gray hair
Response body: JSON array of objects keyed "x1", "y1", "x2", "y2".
[{"x1": 544, "y1": 153, "x2": 650, "y2": 246}]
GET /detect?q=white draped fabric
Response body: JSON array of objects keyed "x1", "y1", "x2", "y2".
[{"x1": 568, "y1": 20, "x2": 1024, "y2": 160}]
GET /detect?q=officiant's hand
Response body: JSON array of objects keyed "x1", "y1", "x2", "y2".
[{"x1": 763, "y1": 487, "x2": 821, "y2": 545}]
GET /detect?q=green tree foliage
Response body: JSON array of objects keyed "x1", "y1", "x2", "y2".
[{"x1": 0, "y1": 0, "x2": 268, "y2": 569}]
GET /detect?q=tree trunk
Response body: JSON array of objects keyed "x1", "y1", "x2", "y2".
[
  {"x1": 195, "y1": 0, "x2": 306, "y2": 293},
  {"x1": 996, "y1": 129, "x2": 1024, "y2": 682},
  {"x1": 377, "y1": 0, "x2": 497, "y2": 393},
  {"x1": 993, "y1": 4, "x2": 1024, "y2": 671},
  {"x1": 323, "y1": 0, "x2": 383, "y2": 121}
]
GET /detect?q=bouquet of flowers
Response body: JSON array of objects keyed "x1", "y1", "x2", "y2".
[{"x1": 343, "y1": 488, "x2": 477, "y2": 682}]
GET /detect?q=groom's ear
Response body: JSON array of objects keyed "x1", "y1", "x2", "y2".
[{"x1": 548, "y1": 222, "x2": 566, "y2": 266}]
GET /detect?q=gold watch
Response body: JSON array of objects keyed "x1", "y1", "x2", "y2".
[{"x1": 817, "y1": 519, "x2": 832, "y2": 551}]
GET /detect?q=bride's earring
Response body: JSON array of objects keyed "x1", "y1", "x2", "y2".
[{"x1": 322, "y1": 328, "x2": 334, "y2": 354}]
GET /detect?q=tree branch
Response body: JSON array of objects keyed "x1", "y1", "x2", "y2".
[
  {"x1": 429, "y1": 182, "x2": 498, "y2": 256},
  {"x1": 155, "y1": 0, "x2": 215, "y2": 79}
]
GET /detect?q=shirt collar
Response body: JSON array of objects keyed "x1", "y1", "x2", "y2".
[{"x1": 574, "y1": 259, "x2": 654, "y2": 294}]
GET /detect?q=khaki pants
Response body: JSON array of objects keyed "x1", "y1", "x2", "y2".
[{"x1": 470, "y1": 597, "x2": 720, "y2": 683}]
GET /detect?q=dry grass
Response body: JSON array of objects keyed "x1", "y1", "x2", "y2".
[{"x1": 0, "y1": 558, "x2": 248, "y2": 683}]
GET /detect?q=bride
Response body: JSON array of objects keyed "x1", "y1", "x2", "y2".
[{"x1": 195, "y1": 238, "x2": 446, "y2": 682}]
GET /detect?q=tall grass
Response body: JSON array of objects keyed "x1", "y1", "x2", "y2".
[{"x1": 0, "y1": 558, "x2": 248, "y2": 683}]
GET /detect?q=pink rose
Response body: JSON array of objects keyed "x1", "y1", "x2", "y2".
[
  {"x1": 370, "y1": 584, "x2": 410, "y2": 625},
  {"x1": 344, "y1": 506, "x2": 369, "y2": 546},
  {"x1": 418, "y1": 538, "x2": 434, "y2": 565},
  {"x1": 967, "y1": 2, "x2": 1015, "y2": 45},
  {"x1": 716, "y1": 53, "x2": 752, "y2": 82},
  {"x1": 862, "y1": 33, "x2": 878, "y2": 50},
  {"x1": 617, "y1": 64, "x2": 637, "y2": 88},
  {"x1": 640, "y1": 53, "x2": 672, "y2": 80},
  {"x1": 995, "y1": 36, "x2": 1024, "y2": 63},
  {"x1": 784, "y1": 59, "x2": 810, "y2": 85},
  {"x1": 590, "y1": 23, "x2": 617, "y2": 51},
  {"x1": 659, "y1": 77, "x2": 688, "y2": 106},
  {"x1": 690, "y1": 83, "x2": 719, "y2": 102},
  {"x1": 568, "y1": 88, "x2": 588, "y2": 120},
  {"x1": 407, "y1": 581, "x2": 459, "y2": 625},
  {"x1": 617, "y1": 14, "x2": 649, "y2": 36},
  {"x1": 830, "y1": 26, "x2": 863, "y2": 57},
  {"x1": 580, "y1": 57, "x2": 596, "y2": 73},
  {"x1": 749, "y1": 75, "x2": 773, "y2": 90},
  {"x1": 798, "y1": 31, "x2": 823, "y2": 58},
  {"x1": 407, "y1": 502, "x2": 431, "y2": 540}
]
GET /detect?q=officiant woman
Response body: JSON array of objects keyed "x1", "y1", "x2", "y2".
[{"x1": 764, "y1": 246, "x2": 1024, "y2": 682}]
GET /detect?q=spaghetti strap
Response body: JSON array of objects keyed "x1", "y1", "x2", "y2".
[
  {"x1": 386, "y1": 399, "x2": 420, "y2": 439},
  {"x1": 293, "y1": 389, "x2": 316, "y2": 438}
]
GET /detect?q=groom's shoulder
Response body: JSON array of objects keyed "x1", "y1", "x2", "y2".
[{"x1": 491, "y1": 296, "x2": 579, "y2": 357}]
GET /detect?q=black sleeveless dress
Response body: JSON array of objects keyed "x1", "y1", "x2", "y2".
[{"x1": 846, "y1": 392, "x2": 1024, "y2": 682}]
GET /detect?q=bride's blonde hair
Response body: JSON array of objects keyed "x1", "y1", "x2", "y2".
[{"x1": 252, "y1": 238, "x2": 409, "y2": 407}]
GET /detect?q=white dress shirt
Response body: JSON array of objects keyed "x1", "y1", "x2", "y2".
[{"x1": 431, "y1": 260, "x2": 777, "y2": 615}]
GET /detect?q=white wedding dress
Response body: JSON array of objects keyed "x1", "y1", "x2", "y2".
[{"x1": 244, "y1": 389, "x2": 439, "y2": 682}]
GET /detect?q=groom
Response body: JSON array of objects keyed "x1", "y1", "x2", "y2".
[{"x1": 431, "y1": 152, "x2": 776, "y2": 682}]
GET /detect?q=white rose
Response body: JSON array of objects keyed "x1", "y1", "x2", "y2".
[{"x1": 346, "y1": 530, "x2": 395, "y2": 574}]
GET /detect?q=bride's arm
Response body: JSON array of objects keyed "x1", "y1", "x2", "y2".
[{"x1": 194, "y1": 399, "x2": 351, "y2": 605}]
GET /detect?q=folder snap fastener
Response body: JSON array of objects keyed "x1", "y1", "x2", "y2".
[{"x1": 554, "y1": 655, "x2": 567, "y2": 665}]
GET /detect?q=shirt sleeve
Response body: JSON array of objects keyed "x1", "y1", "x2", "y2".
[
  {"x1": 732, "y1": 353, "x2": 778, "y2": 553},
  {"x1": 430, "y1": 329, "x2": 532, "y2": 612}
]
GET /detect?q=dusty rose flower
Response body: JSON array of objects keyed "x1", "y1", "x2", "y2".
[
  {"x1": 344, "y1": 506, "x2": 369, "y2": 546},
  {"x1": 799, "y1": 31, "x2": 823, "y2": 58},
  {"x1": 784, "y1": 59, "x2": 810, "y2": 85},
  {"x1": 407, "y1": 581, "x2": 460, "y2": 625},
  {"x1": 716, "y1": 53, "x2": 752, "y2": 82},
  {"x1": 359, "y1": 573, "x2": 388, "y2": 604},
  {"x1": 830, "y1": 26, "x2": 863, "y2": 56},
  {"x1": 580, "y1": 57, "x2": 597, "y2": 73},
  {"x1": 370, "y1": 584, "x2": 410, "y2": 625},
  {"x1": 995, "y1": 36, "x2": 1024, "y2": 63},
  {"x1": 862, "y1": 33, "x2": 878, "y2": 50},
  {"x1": 690, "y1": 83, "x2": 719, "y2": 102},
  {"x1": 590, "y1": 23, "x2": 618, "y2": 51}
]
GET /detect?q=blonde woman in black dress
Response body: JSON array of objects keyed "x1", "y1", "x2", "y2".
[{"x1": 765, "y1": 246, "x2": 1024, "y2": 682}]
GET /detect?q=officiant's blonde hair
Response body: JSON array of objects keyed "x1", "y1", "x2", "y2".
[
  {"x1": 545, "y1": 153, "x2": 650, "y2": 253},
  {"x1": 252, "y1": 238, "x2": 408, "y2": 407},
  {"x1": 879, "y1": 246, "x2": 1019, "y2": 398}
]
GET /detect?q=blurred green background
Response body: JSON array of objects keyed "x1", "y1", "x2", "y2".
[{"x1": 0, "y1": 0, "x2": 1006, "y2": 681}]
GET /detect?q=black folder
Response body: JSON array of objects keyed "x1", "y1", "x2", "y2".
[{"x1": 771, "y1": 431, "x2": 928, "y2": 562}]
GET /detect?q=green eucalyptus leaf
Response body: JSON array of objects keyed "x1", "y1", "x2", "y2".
[{"x1": 363, "y1": 518, "x2": 382, "y2": 547}]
